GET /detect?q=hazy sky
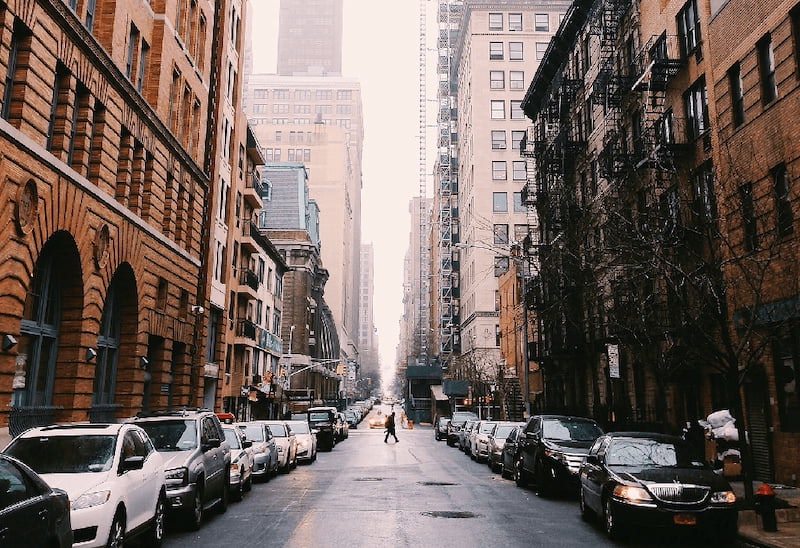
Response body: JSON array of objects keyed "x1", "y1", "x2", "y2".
[{"x1": 248, "y1": 1, "x2": 426, "y2": 382}]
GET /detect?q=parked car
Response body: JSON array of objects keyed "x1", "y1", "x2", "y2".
[
  {"x1": 500, "y1": 425, "x2": 525, "y2": 479},
  {"x1": 287, "y1": 420, "x2": 317, "y2": 463},
  {"x1": 4, "y1": 423, "x2": 166, "y2": 547},
  {"x1": 335, "y1": 412, "x2": 350, "y2": 441},
  {"x1": 261, "y1": 421, "x2": 298, "y2": 472},
  {"x1": 469, "y1": 421, "x2": 497, "y2": 462},
  {"x1": 368, "y1": 410, "x2": 386, "y2": 429},
  {"x1": 0, "y1": 453, "x2": 72, "y2": 547},
  {"x1": 344, "y1": 410, "x2": 360, "y2": 429},
  {"x1": 458, "y1": 419, "x2": 478, "y2": 452},
  {"x1": 515, "y1": 414, "x2": 604, "y2": 496},
  {"x1": 579, "y1": 432, "x2": 738, "y2": 540},
  {"x1": 130, "y1": 408, "x2": 231, "y2": 530},
  {"x1": 434, "y1": 416, "x2": 451, "y2": 441},
  {"x1": 447, "y1": 411, "x2": 479, "y2": 446},
  {"x1": 307, "y1": 407, "x2": 338, "y2": 451},
  {"x1": 222, "y1": 425, "x2": 254, "y2": 501},
  {"x1": 488, "y1": 422, "x2": 524, "y2": 473},
  {"x1": 234, "y1": 421, "x2": 279, "y2": 481}
]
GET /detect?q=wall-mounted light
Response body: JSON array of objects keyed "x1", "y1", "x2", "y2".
[
  {"x1": 2, "y1": 334, "x2": 17, "y2": 351},
  {"x1": 139, "y1": 357, "x2": 149, "y2": 369},
  {"x1": 190, "y1": 305, "x2": 204, "y2": 315},
  {"x1": 85, "y1": 348, "x2": 97, "y2": 361}
]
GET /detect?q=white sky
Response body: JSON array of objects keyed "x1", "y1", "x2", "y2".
[{"x1": 248, "y1": 1, "x2": 426, "y2": 382}]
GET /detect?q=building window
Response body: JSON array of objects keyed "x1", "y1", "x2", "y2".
[
  {"x1": 494, "y1": 257, "x2": 509, "y2": 277},
  {"x1": 511, "y1": 130, "x2": 525, "y2": 150},
  {"x1": 684, "y1": 77, "x2": 708, "y2": 140},
  {"x1": 677, "y1": 0, "x2": 701, "y2": 58},
  {"x1": 47, "y1": 63, "x2": 71, "y2": 154},
  {"x1": 757, "y1": 34, "x2": 777, "y2": 104},
  {"x1": 773, "y1": 163, "x2": 794, "y2": 236},
  {"x1": 489, "y1": 13, "x2": 503, "y2": 31},
  {"x1": 534, "y1": 13, "x2": 549, "y2": 31},
  {"x1": 492, "y1": 161, "x2": 507, "y2": 180},
  {"x1": 774, "y1": 332, "x2": 800, "y2": 431},
  {"x1": 126, "y1": 23, "x2": 139, "y2": 78},
  {"x1": 509, "y1": 42, "x2": 523, "y2": 61},
  {"x1": 513, "y1": 195, "x2": 526, "y2": 213},
  {"x1": 509, "y1": 13, "x2": 523, "y2": 31},
  {"x1": 512, "y1": 161, "x2": 526, "y2": 181},
  {"x1": 491, "y1": 130, "x2": 506, "y2": 149},
  {"x1": 493, "y1": 224, "x2": 509, "y2": 245},
  {"x1": 3, "y1": 20, "x2": 33, "y2": 123},
  {"x1": 793, "y1": 5, "x2": 800, "y2": 78},
  {"x1": 489, "y1": 42, "x2": 504, "y2": 60},
  {"x1": 490, "y1": 70, "x2": 504, "y2": 89},
  {"x1": 510, "y1": 100, "x2": 524, "y2": 120},
  {"x1": 94, "y1": 278, "x2": 122, "y2": 405},
  {"x1": 739, "y1": 182, "x2": 758, "y2": 251},
  {"x1": 85, "y1": 0, "x2": 96, "y2": 31},
  {"x1": 137, "y1": 40, "x2": 149, "y2": 92},
  {"x1": 728, "y1": 62, "x2": 744, "y2": 127},
  {"x1": 509, "y1": 70, "x2": 524, "y2": 90},
  {"x1": 490, "y1": 100, "x2": 505, "y2": 119},
  {"x1": 493, "y1": 192, "x2": 508, "y2": 212},
  {"x1": 536, "y1": 42, "x2": 549, "y2": 60},
  {"x1": 691, "y1": 161, "x2": 716, "y2": 226}
]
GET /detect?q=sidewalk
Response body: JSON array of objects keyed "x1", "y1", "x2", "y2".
[{"x1": 732, "y1": 481, "x2": 800, "y2": 548}]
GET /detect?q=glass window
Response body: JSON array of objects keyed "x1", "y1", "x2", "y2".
[
  {"x1": 728, "y1": 63, "x2": 744, "y2": 127},
  {"x1": 677, "y1": 0, "x2": 701, "y2": 58},
  {"x1": 509, "y1": 42, "x2": 523, "y2": 61},
  {"x1": 509, "y1": 70, "x2": 525, "y2": 90},
  {"x1": 493, "y1": 224, "x2": 509, "y2": 245},
  {"x1": 757, "y1": 34, "x2": 777, "y2": 104},
  {"x1": 509, "y1": 13, "x2": 523, "y2": 31},
  {"x1": 490, "y1": 70, "x2": 504, "y2": 89},
  {"x1": 740, "y1": 182, "x2": 757, "y2": 251},
  {"x1": 510, "y1": 100, "x2": 524, "y2": 120},
  {"x1": 512, "y1": 130, "x2": 525, "y2": 149},
  {"x1": 489, "y1": 13, "x2": 503, "y2": 31},
  {"x1": 512, "y1": 161, "x2": 526, "y2": 180},
  {"x1": 535, "y1": 13, "x2": 549, "y2": 31},
  {"x1": 773, "y1": 163, "x2": 794, "y2": 236},
  {"x1": 493, "y1": 192, "x2": 508, "y2": 212},
  {"x1": 489, "y1": 42, "x2": 504, "y2": 60},
  {"x1": 684, "y1": 77, "x2": 708, "y2": 139},
  {"x1": 513, "y1": 193, "x2": 526, "y2": 213},
  {"x1": 490, "y1": 100, "x2": 505, "y2": 119},
  {"x1": 492, "y1": 161, "x2": 507, "y2": 180},
  {"x1": 491, "y1": 130, "x2": 506, "y2": 149},
  {"x1": 536, "y1": 41, "x2": 549, "y2": 60}
]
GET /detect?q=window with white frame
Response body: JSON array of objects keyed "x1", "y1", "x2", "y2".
[
  {"x1": 491, "y1": 100, "x2": 505, "y2": 119},
  {"x1": 492, "y1": 161, "x2": 507, "y2": 180},
  {"x1": 510, "y1": 70, "x2": 525, "y2": 90},
  {"x1": 490, "y1": 70, "x2": 505, "y2": 89},
  {"x1": 536, "y1": 41, "x2": 549, "y2": 60},
  {"x1": 535, "y1": 13, "x2": 549, "y2": 31},
  {"x1": 509, "y1": 42, "x2": 523, "y2": 61},
  {"x1": 490, "y1": 42, "x2": 504, "y2": 60},
  {"x1": 489, "y1": 13, "x2": 503, "y2": 31},
  {"x1": 509, "y1": 13, "x2": 522, "y2": 31},
  {"x1": 491, "y1": 130, "x2": 506, "y2": 149}
]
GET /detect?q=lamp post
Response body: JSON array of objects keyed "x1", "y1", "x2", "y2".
[{"x1": 454, "y1": 241, "x2": 532, "y2": 418}]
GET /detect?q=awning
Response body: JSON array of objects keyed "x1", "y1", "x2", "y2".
[{"x1": 430, "y1": 385, "x2": 448, "y2": 401}]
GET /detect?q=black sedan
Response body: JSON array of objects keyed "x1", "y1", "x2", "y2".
[
  {"x1": 579, "y1": 432, "x2": 738, "y2": 541},
  {"x1": 0, "y1": 453, "x2": 72, "y2": 547}
]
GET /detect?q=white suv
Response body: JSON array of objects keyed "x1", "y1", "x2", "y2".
[{"x1": 3, "y1": 422, "x2": 167, "y2": 547}]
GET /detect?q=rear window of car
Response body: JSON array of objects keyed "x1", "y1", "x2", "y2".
[
  {"x1": 238, "y1": 424, "x2": 264, "y2": 442},
  {"x1": 309, "y1": 412, "x2": 332, "y2": 422},
  {"x1": 6, "y1": 435, "x2": 116, "y2": 474},
  {"x1": 223, "y1": 428, "x2": 242, "y2": 449},
  {"x1": 291, "y1": 422, "x2": 310, "y2": 434},
  {"x1": 138, "y1": 420, "x2": 199, "y2": 451},
  {"x1": 542, "y1": 419, "x2": 603, "y2": 442},
  {"x1": 268, "y1": 424, "x2": 288, "y2": 437},
  {"x1": 494, "y1": 425, "x2": 516, "y2": 438}
]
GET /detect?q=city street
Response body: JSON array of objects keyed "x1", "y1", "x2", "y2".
[{"x1": 160, "y1": 406, "x2": 738, "y2": 548}]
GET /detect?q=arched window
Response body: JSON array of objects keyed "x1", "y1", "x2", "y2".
[
  {"x1": 94, "y1": 279, "x2": 121, "y2": 404},
  {"x1": 17, "y1": 246, "x2": 62, "y2": 406}
]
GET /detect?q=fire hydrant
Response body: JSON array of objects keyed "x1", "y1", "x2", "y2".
[{"x1": 755, "y1": 482, "x2": 778, "y2": 532}]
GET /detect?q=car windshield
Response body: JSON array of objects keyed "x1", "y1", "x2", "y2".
[
  {"x1": 223, "y1": 429, "x2": 242, "y2": 449},
  {"x1": 268, "y1": 424, "x2": 287, "y2": 437},
  {"x1": 6, "y1": 435, "x2": 116, "y2": 474},
  {"x1": 479, "y1": 423, "x2": 496, "y2": 434},
  {"x1": 238, "y1": 424, "x2": 264, "y2": 442},
  {"x1": 495, "y1": 425, "x2": 516, "y2": 438},
  {"x1": 543, "y1": 419, "x2": 603, "y2": 441},
  {"x1": 138, "y1": 420, "x2": 198, "y2": 451},
  {"x1": 606, "y1": 438, "x2": 702, "y2": 468},
  {"x1": 292, "y1": 422, "x2": 310, "y2": 434}
]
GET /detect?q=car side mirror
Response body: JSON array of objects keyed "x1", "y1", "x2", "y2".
[
  {"x1": 242, "y1": 439, "x2": 253, "y2": 449},
  {"x1": 121, "y1": 455, "x2": 145, "y2": 471}
]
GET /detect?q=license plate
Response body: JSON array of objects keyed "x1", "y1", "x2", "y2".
[{"x1": 673, "y1": 514, "x2": 697, "y2": 525}]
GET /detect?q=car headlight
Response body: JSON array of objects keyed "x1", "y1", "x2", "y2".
[
  {"x1": 164, "y1": 467, "x2": 189, "y2": 487},
  {"x1": 229, "y1": 463, "x2": 241, "y2": 478},
  {"x1": 72, "y1": 490, "x2": 111, "y2": 510},
  {"x1": 544, "y1": 448, "x2": 568, "y2": 465},
  {"x1": 613, "y1": 484, "x2": 653, "y2": 503},
  {"x1": 710, "y1": 490, "x2": 737, "y2": 504}
]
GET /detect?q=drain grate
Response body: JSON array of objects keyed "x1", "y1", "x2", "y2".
[
  {"x1": 417, "y1": 481, "x2": 458, "y2": 486},
  {"x1": 421, "y1": 511, "x2": 479, "y2": 519}
]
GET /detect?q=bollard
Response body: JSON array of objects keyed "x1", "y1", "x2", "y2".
[{"x1": 755, "y1": 482, "x2": 778, "y2": 532}]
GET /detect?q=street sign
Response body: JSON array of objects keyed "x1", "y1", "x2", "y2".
[{"x1": 607, "y1": 343, "x2": 620, "y2": 379}]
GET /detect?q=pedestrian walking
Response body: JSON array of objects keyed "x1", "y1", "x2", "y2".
[{"x1": 384, "y1": 411, "x2": 399, "y2": 443}]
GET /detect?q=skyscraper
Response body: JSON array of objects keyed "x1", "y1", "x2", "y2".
[{"x1": 277, "y1": 0, "x2": 344, "y2": 76}]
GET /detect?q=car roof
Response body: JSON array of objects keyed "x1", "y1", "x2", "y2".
[
  {"x1": 131, "y1": 407, "x2": 215, "y2": 420},
  {"x1": 536, "y1": 414, "x2": 599, "y2": 423},
  {"x1": 16, "y1": 423, "x2": 127, "y2": 436},
  {"x1": 604, "y1": 431, "x2": 683, "y2": 443}
]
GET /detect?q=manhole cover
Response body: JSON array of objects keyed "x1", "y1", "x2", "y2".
[
  {"x1": 417, "y1": 481, "x2": 458, "y2": 486},
  {"x1": 354, "y1": 477, "x2": 385, "y2": 482},
  {"x1": 421, "y1": 511, "x2": 479, "y2": 519}
]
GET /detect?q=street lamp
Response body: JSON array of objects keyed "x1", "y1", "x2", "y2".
[{"x1": 454, "y1": 241, "x2": 532, "y2": 418}]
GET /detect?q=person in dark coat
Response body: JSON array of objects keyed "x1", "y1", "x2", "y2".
[{"x1": 384, "y1": 411, "x2": 399, "y2": 443}]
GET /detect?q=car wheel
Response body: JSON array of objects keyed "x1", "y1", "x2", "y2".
[
  {"x1": 603, "y1": 496, "x2": 623, "y2": 540},
  {"x1": 187, "y1": 488, "x2": 203, "y2": 531},
  {"x1": 245, "y1": 474, "x2": 253, "y2": 492},
  {"x1": 500, "y1": 462, "x2": 511, "y2": 480},
  {"x1": 148, "y1": 495, "x2": 166, "y2": 547},
  {"x1": 535, "y1": 460, "x2": 552, "y2": 497},
  {"x1": 233, "y1": 475, "x2": 244, "y2": 502},
  {"x1": 107, "y1": 510, "x2": 125, "y2": 548},
  {"x1": 217, "y1": 476, "x2": 229, "y2": 514},
  {"x1": 579, "y1": 488, "x2": 592, "y2": 522},
  {"x1": 514, "y1": 458, "x2": 527, "y2": 487}
]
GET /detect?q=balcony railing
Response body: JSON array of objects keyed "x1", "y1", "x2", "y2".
[
  {"x1": 238, "y1": 268, "x2": 259, "y2": 291},
  {"x1": 632, "y1": 34, "x2": 685, "y2": 92},
  {"x1": 236, "y1": 319, "x2": 257, "y2": 340}
]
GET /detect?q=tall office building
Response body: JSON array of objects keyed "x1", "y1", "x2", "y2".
[{"x1": 277, "y1": 0, "x2": 344, "y2": 76}]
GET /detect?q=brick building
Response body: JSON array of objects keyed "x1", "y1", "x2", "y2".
[
  {"x1": 0, "y1": 0, "x2": 221, "y2": 434},
  {"x1": 520, "y1": 0, "x2": 800, "y2": 486}
]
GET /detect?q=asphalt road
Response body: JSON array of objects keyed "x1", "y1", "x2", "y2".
[{"x1": 160, "y1": 406, "x2": 738, "y2": 548}]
